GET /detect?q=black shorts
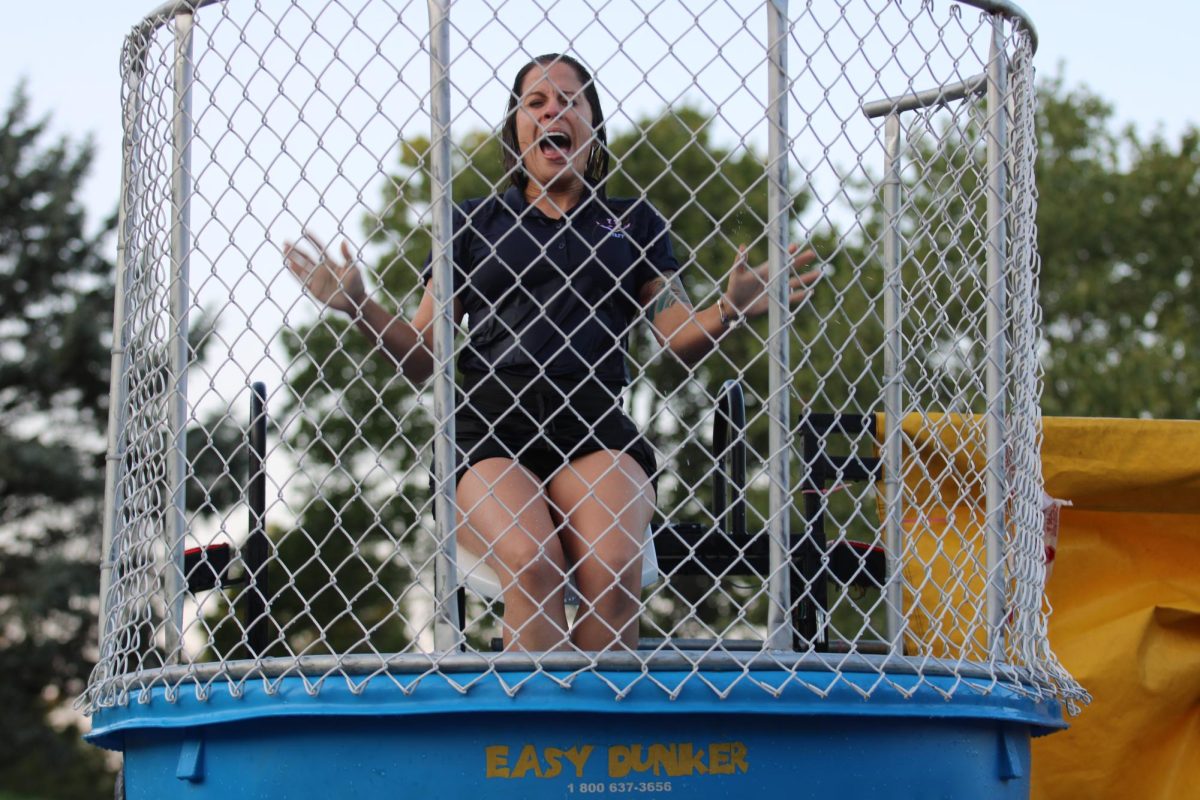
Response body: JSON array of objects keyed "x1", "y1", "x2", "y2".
[{"x1": 444, "y1": 370, "x2": 658, "y2": 493}]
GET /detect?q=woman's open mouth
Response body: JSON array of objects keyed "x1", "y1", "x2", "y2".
[{"x1": 539, "y1": 131, "x2": 573, "y2": 162}]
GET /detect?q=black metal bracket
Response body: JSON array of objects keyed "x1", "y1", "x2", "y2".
[
  {"x1": 653, "y1": 397, "x2": 887, "y2": 652},
  {"x1": 794, "y1": 412, "x2": 882, "y2": 650},
  {"x1": 182, "y1": 382, "x2": 273, "y2": 656},
  {"x1": 244, "y1": 381, "x2": 271, "y2": 654},
  {"x1": 184, "y1": 543, "x2": 241, "y2": 592}
]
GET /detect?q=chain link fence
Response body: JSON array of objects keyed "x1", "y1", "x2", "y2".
[{"x1": 84, "y1": 0, "x2": 1086, "y2": 713}]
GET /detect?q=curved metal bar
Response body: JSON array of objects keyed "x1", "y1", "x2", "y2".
[
  {"x1": 129, "y1": 0, "x2": 223, "y2": 40},
  {"x1": 123, "y1": 0, "x2": 222, "y2": 67},
  {"x1": 861, "y1": 1, "x2": 1036, "y2": 119},
  {"x1": 862, "y1": 73, "x2": 986, "y2": 119},
  {"x1": 119, "y1": 0, "x2": 1037, "y2": 66},
  {"x1": 958, "y1": 0, "x2": 1038, "y2": 52}
]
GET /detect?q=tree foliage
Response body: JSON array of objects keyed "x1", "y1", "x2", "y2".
[
  {"x1": 1036, "y1": 76, "x2": 1200, "y2": 417},
  {"x1": 0, "y1": 86, "x2": 116, "y2": 799}
]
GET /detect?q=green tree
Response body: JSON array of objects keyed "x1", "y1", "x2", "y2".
[
  {"x1": 0, "y1": 86, "x2": 116, "y2": 799},
  {"x1": 0, "y1": 83, "x2": 247, "y2": 796},
  {"x1": 1036, "y1": 76, "x2": 1199, "y2": 418},
  {"x1": 825, "y1": 74, "x2": 1200, "y2": 424},
  {"x1": 807, "y1": 75, "x2": 1200, "y2": 648}
]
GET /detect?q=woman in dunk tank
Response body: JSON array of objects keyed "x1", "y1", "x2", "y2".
[{"x1": 284, "y1": 52, "x2": 821, "y2": 653}]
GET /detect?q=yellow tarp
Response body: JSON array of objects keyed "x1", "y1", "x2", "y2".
[
  {"x1": 874, "y1": 414, "x2": 1200, "y2": 799},
  {"x1": 874, "y1": 412, "x2": 994, "y2": 661},
  {"x1": 1032, "y1": 418, "x2": 1200, "y2": 800}
]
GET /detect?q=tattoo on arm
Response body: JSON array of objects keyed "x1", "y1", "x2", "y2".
[{"x1": 649, "y1": 274, "x2": 691, "y2": 319}]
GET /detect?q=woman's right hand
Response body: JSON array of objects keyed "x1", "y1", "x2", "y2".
[{"x1": 283, "y1": 233, "x2": 366, "y2": 315}]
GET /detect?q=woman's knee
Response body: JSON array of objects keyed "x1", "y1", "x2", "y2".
[
  {"x1": 455, "y1": 458, "x2": 567, "y2": 589},
  {"x1": 586, "y1": 525, "x2": 645, "y2": 572},
  {"x1": 572, "y1": 528, "x2": 644, "y2": 602},
  {"x1": 497, "y1": 536, "x2": 569, "y2": 588}
]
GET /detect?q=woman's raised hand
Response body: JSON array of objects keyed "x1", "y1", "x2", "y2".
[
  {"x1": 283, "y1": 233, "x2": 366, "y2": 315},
  {"x1": 724, "y1": 242, "x2": 821, "y2": 320}
]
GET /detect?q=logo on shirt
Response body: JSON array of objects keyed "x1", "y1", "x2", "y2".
[{"x1": 598, "y1": 216, "x2": 626, "y2": 239}]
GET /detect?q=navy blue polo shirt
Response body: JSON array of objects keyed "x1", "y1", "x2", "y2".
[{"x1": 422, "y1": 186, "x2": 681, "y2": 385}]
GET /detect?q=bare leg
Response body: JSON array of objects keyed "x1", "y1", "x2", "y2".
[
  {"x1": 549, "y1": 451, "x2": 655, "y2": 652},
  {"x1": 457, "y1": 458, "x2": 569, "y2": 651}
]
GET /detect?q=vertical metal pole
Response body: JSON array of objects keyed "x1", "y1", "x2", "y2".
[
  {"x1": 984, "y1": 16, "x2": 1009, "y2": 660},
  {"x1": 99, "y1": 50, "x2": 143, "y2": 644},
  {"x1": 245, "y1": 382, "x2": 271, "y2": 654},
  {"x1": 765, "y1": 0, "x2": 791, "y2": 650},
  {"x1": 881, "y1": 112, "x2": 905, "y2": 652},
  {"x1": 428, "y1": 0, "x2": 460, "y2": 652},
  {"x1": 164, "y1": 11, "x2": 194, "y2": 658}
]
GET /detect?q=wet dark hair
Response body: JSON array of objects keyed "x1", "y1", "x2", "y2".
[{"x1": 500, "y1": 53, "x2": 609, "y2": 193}]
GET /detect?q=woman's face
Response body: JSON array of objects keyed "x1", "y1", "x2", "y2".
[{"x1": 514, "y1": 61, "x2": 595, "y2": 195}]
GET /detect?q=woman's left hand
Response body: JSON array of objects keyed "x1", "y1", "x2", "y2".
[{"x1": 724, "y1": 243, "x2": 821, "y2": 320}]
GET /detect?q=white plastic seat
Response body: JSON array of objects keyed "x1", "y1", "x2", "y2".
[{"x1": 456, "y1": 525, "x2": 660, "y2": 606}]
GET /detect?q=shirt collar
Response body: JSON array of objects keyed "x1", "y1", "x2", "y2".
[{"x1": 501, "y1": 184, "x2": 601, "y2": 222}]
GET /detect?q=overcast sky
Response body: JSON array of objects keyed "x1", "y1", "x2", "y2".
[{"x1": 1, "y1": 1, "x2": 1195, "y2": 237}]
